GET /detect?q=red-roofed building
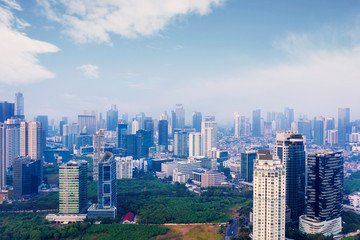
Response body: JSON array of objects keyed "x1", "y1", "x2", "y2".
[{"x1": 121, "y1": 212, "x2": 135, "y2": 224}]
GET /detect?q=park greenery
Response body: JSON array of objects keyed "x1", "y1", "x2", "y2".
[
  {"x1": 88, "y1": 174, "x2": 252, "y2": 224},
  {"x1": 344, "y1": 171, "x2": 360, "y2": 195},
  {"x1": 0, "y1": 192, "x2": 58, "y2": 211}
]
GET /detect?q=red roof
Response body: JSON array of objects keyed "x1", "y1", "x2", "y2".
[{"x1": 122, "y1": 212, "x2": 134, "y2": 223}]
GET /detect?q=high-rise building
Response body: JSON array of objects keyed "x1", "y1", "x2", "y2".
[
  {"x1": 175, "y1": 104, "x2": 185, "y2": 129},
  {"x1": 240, "y1": 151, "x2": 256, "y2": 183},
  {"x1": 324, "y1": 117, "x2": 335, "y2": 143},
  {"x1": 0, "y1": 124, "x2": 5, "y2": 188},
  {"x1": 252, "y1": 109, "x2": 261, "y2": 137},
  {"x1": 35, "y1": 115, "x2": 48, "y2": 136},
  {"x1": 14, "y1": 92, "x2": 24, "y2": 117},
  {"x1": 13, "y1": 156, "x2": 41, "y2": 199},
  {"x1": 93, "y1": 129, "x2": 105, "y2": 181},
  {"x1": 240, "y1": 116, "x2": 250, "y2": 136},
  {"x1": 313, "y1": 117, "x2": 324, "y2": 145},
  {"x1": 78, "y1": 115, "x2": 97, "y2": 135},
  {"x1": 189, "y1": 132, "x2": 202, "y2": 157},
  {"x1": 158, "y1": 120, "x2": 168, "y2": 150},
  {"x1": 284, "y1": 107, "x2": 294, "y2": 130},
  {"x1": 106, "y1": 105, "x2": 118, "y2": 131},
  {"x1": 328, "y1": 130, "x2": 338, "y2": 146},
  {"x1": 116, "y1": 123, "x2": 128, "y2": 149},
  {"x1": 169, "y1": 110, "x2": 176, "y2": 136},
  {"x1": 0, "y1": 101, "x2": 14, "y2": 123},
  {"x1": 174, "y1": 130, "x2": 188, "y2": 158},
  {"x1": 115, "y1": 156, "x2": 133, "y2": 179},
  {"x1": 299, "y1": 151, "x2": 343, "y2": 236},
  {"x1": 125, "y1": 134, "x2": 142, "y2": 159},
  {"x1": 275, "y1": 132, "x2": 306, "y2": 221},
  {"x1": 201, "y1": 120, "x2": 217, "y2": 157},
  {"x1": 192, "y1": 112, "x2": 202, "y2": 132},
  {"x1": 136, "y1": 129, "x2": 151, "y2": 158},
  {"x1": 59, "y1": 160, "x2": 88, "y2": 214},
  {"x1": 297, "y1": 119, "x2": 312, "y2": 140},
  {"x1": 131, "y1": 120, "x2": 139, "y2": 134},
  {"x1": 20, "y1": 122, "x2": 44, "y2": 161},
  {"x1": 234, "y1": 112, "x2": 240, "y2": 137},
  {"x1": 2, "y1": 119, "x2": 20, "y2": 169},
  {"x1": 98, "y1": 152, "x2": 117, "y2": 209},
  {"x1": 253, "y1": 150, "x2": 286, "y2": 240},
  {"x1": 135, "y1": 112, "x2": 145, "y2": 130},
  {"x1": 62, "y1": 123, "x2": 80, "y2": 149},
  {"x1": 144, "y1": 119, "x2": 154, "y2": 146},
  {"x1": 338, "y1": 108, "x2": 350, "y2": 147}
]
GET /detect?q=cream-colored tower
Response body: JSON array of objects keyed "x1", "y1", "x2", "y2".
[{"x1": 253, "y1": 150, "x2": 286, "y2": 240}]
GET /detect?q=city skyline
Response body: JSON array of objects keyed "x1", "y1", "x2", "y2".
[{"x1": 1, "y1": 1, "x2": 360, "y2": 123}]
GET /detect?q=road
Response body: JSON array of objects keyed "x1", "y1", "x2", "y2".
[{"x1": 225, "y1": 219, "x2": 238, "y2": 240}]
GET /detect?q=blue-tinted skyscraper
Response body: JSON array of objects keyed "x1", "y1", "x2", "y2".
[
  {"x1": 106, "y1": 105, "x2": 118, "y2": 131},
  {"x1": 98, "y1": 152, "x2": 117, "y2": 209},
  {"x1": 117, "y1": 123, "x2": 128, "y2": 149},
  {"x1": 240, "y1": 151, "x2": 256, "y2": 183},
  {"x1": 338, "y1": 108, "x2": 350, "y2": 147},
  {"x1": 252, "y1": 109, "x2": 261, "y2": 137},
  {"x1": 144, "y1": 119, "x2": 154, "y2": 146},
  {"x1": 313, "y1": 117, "x2": 324, "y2": 145},
  {"x1": 0, "y1": 102, "x2": 14, "y2": 123},
  {"x1": 192, "y1": 111, "x2": 202, "y2": 132},
  {"x1": 158, "y1": 120, "x2": 168, "y2": 150},
  {"x1": 35, "y1": 115, "x2": 49, "y2": 137}
]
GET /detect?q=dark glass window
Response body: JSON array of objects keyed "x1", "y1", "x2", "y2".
[
  {"x1": 104, "y1": 183, "x2": 111, "y2": 194},
  {"x1": 103, "y1": 166, "x2": 111, "y2": 181}
]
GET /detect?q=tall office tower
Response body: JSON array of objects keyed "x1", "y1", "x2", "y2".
[
  {"x1": 125, "y1": 134, "x2": 142, "y2": 159},
  {"x1": 158, "y1": 120, "x2": 168, "y2": 150},
  {"x1": 240, "y1": 151, "x2": 257, "y2": 183},
  {"x1": 2, "y1": 119, "x2": 20, "y2": 169},
  {"x1": 62, "y1": 123, "x2": 80, "y2": 149},
  {"x1": 324, "y1": 117, "x2": 335, "y2": 144},
  {"x1": 275, "y1": 112, "x2": 286, "y2": 131},
  {"x1": 19, "y1": 122, "x2": 44, "y2": 161},
  {"x1": 297, "y1": 119, "x2": 312, "y2": 140},
  {"x1": 192, "y1": 112, "x2": 202, "y2": 132},
  {"x1": 314, "y1": 117, "x2": 325, "y2": 145},
  {"x1": 106, "y1": 105, "x2": 118, "y2": 131},
  {"x1": 0, "y1": 101, "x2": 14, "y2": 123},
  {"x1": 131, "y1": 120, "x2": 139, "y2": 134},
  {"x1": 59, "y1": 160, "x2": 88, "y2": 214},
  {"x1": 78, "y1": 115, "x2": 97, "y2": 135},
  {"x1": 136, "y1": 112, "x2": 145, "y2": 130},
  {"x1": 116, "y1": 123, "x2": 128, "y2": 149},
  {"x1": 116, "y1": 156, "x2": 133, "y2": 179},
  {"x1": 98, "y1": 152, "x2": 117, "y2": 210},
  {"x1": 13, "y1": 156, "x2": 41, "y2": 199},
  {"x1": 174, "y1": 130, "x2": 188, "y2": 158},
  {"x1": 175, "y1": 104, "x2": 185, "y2": 129},
  {"x1": 59, "y1": 120, "x2": 65, "y2": 136},
  {"x1": 252, "y1": 109, "x2": 261, "y2": 137},
  {"x1": 284, "y1": 107, "x2": 294, "y2": 130},
  {"x1": 144, "y1": 119, "x2": 154, "y2": 146},
  {"x1": 328, "y1": 130, "x2": 338, "y2": 146},
  {"x1": 35, "y1": 115, "x2": 48, "y2": 136},
  {"x1": 121, "y1": 113, "x2": 128, "y2": 123},
  {"x1": 338, "y1": 108, "x2": 350, "y2": 147},
  {"x1": 14, "y1": 92, "x2": 24, "y2": 117},
  {"x1": 253, "y1": 150, "x2": 286, "y2": 240},
  {"x1": 240, "y1": 116, "x2": 250, "y2": 136},
  {"x1": 201, "y1": 120, "x2": 217, "y2": 157},
  {"x1": 93, "y1": 129, "x2": 105, "y2": 181},
  {"x1": 234, "y1": 112, "x2": 240, "y2": 137},
  {"x1": 136, "y1": 130, "x2": 151, "y2": 158},
  {"x1": 189, "y1": 132, "x2": 202, "y2": 157},
  {"x1": 299, "y1": 151, "x2": 343, "y2": 236},
  {"x1": 275, "y1": 132, "x2": 306, "y2": 221},
  {"x1": 169, "y1": 110, "x2": 176, "y2": 136}
]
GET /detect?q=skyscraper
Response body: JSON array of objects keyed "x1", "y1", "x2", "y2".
[
  {"x1": 174, "y1": 130, "x2": 188, "y2": 158},
  {"x1": 93, "y1": 129, "x2": 105, "y2": 181},
  {"x1": 253, "y1": 150, "x2": 286, "y2": 240},
  {"x1": 240, "y1": 151, "x2": 256, "y2": 183},
  {"x1": 78, "y1": 115, "x2": 97, "y2": 135},
  {"x1": 201, "y1": 120, "x2": 217, "y2": 157},
  {"x1": 125, "y1": 134, "x2": 142, "y2": 159},
  {"x1": 59, "y1": 160, "x2": 88, "y2": 214},
  {"x1": 234, "y1": 112, "x2": 240, "y2": 137},
  {"x1": 252, "y1": 109, "x2": 261, "y2": 137},
  {"x1": 136, "y1": 129, "x2": 151, "y2": 158},
  {"x1": 0, "y1": 124, "x2": 4, "y2": 188},
  {"x1": 297, "y1": 119, "x2": 312, "y2": 140},
  {"x1": 284, "y1": 107, "x2": 294, "y2": 130},
  {"x1": 313, "y1": 117, "x2": 324, "y2": 145},
  {"x1": 98, "y1": 152, "x2": 117, "y2": 209},
  {"x1": 275, "y1": 132, "x2": 306, "y2": 221},
  {"x1": 116, "y1": 123, "x2": 128, "y2": 149},
  {"x1": 300, "y1": 151, "x2": 343, "y2": 236},
  {"x1": 338, "y1": 108, "x2": 350, "y2": 147},
  {"x1": 2, "y1": 118, "x2": 20, "y2": 169},
  {"x1": 192, "y1": 112, "x2": 202, "y2": 132},
  {"x1": 62, "y1": 123, "x2": 80, "y2": 149},
  {"x1": 131, "y1": 120, "x2": 139, "y2": 134},
  {"x1": 35, "y1": 115, "x2": 48, "y2": 136},
  {"x1": 158, "y1": 120, "x2": 168, "y2": 150},
  {"x1": 13, "y1": 156, "x2": 41, "y2": 200},
  {"x1": 20, "y1": 122, "x2": 44, "y2": 161},
  {"x1": 175, "y1": 104, "x2": 185, "y2": 129},
  {"x1": 14, "y1": 92, "x2": 24, "y2": 117},
  {"x1": 144, "y1": 119, "x2": 154, "y2": 146},
  {"x1": 0, "y1": 101, "x2": 14, "y2": 123},
  {"x1": 189, "y1": 132, "x2": 201, "y2": 157},
  {"x1": 106, "y1": 105, "x2": 118, "y2": 131}
]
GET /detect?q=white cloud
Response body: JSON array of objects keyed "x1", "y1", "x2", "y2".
[
  {"x1": 0, "y1": 0, "x2": 59, "y2": 85},
  {"x1": 77, "y1": 64, "x2": 99, "y2": 79},
  {"x1": 36, "y1": 0, "x2": 225, "y2": 44}
]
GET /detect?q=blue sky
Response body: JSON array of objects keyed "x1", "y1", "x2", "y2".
[{"x1": 1, "y1": 0, "x2": 360, "y2": 125}]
